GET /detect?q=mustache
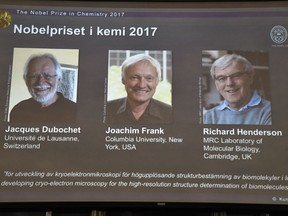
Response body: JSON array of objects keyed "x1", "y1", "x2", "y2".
[{"x1": 32, "y1": 85, "x2": 50, "y2": 89}]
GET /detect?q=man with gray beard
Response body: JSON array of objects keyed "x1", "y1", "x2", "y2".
[{"x1": 10, "y1": 53, "x2": 77, "y2": 123}]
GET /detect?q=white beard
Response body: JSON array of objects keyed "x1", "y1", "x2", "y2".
[{"x1": 29, "y1": 85, "x2": 58, "y2": 104}]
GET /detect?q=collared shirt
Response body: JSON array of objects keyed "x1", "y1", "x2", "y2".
[
  {"x1": 106, "y1": 97, "x2": 172, "y2": 124},
  {"x1": 218, "y1": 90, "x2": 261, "y2": 111},
  {"x1": 204, "y1": 90, "x2": 272, "y2": 125}
]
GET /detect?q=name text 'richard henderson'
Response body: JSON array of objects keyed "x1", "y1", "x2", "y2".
[
  {"x1": 106, "y1": 127, "x2": 164, "y2": 134},
  {"x1": 203, "y1": 128, "x2": 282, "y2": 137}
]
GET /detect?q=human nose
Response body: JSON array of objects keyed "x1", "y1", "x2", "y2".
[
  {"x1": 225, "y1": 76, "x2": 235, "y2": 85},
  {"x1": 34, "y1": 74, "x2": 47, "y2": 82},
  {"x1": 137, "y1": 77, "x2": 147, "y2": 87}
]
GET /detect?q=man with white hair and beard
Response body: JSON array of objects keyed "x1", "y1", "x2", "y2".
[{"x1": 10, "y1": 53, "x2": 77, "y2": 123}]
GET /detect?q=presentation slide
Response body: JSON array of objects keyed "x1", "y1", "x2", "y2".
[{"x1": 0, "y1": 0, "x2": 287, "y2": 206}]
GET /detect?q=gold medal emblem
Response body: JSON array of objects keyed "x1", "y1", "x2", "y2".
[{"x1": 0, "y1": 10, "x2": 12, "y2": 28}]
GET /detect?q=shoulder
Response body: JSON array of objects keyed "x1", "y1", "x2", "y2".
[
  {"x1": 260, "y1": 98, "x2": 271, "y2": 108},
  {"x1": 147, "y1": 99, "x2": 172, "y2": 123},
  {"x1": 256, "y1": 98, "x2": 272, "y2": 125},
  {"x1": 149, "y1": 98, "x2": 172, "y2": 117},
  {"x1": 204, "y1": 103, "x2": 226, "y2": 124},
  {"x1": 106, "y1": 98, "x2": 126, "y2": 111},
  {"x1": 57, "y1": 93, "x2": 76, "y2": 107},
  {"x1": 107, "y1": 97, "x2": 126, "y2": 106},
  {"x1": 150, "y1": 98, "x2": 172, "y2": 110},
  {"x1": 9, "y1": 98, "x2": 36, "y2": 122},
  {"x1": 11, "y1": 98, "x2": 35, "y2": 110},
  {"x1": 205, "y1": 104, "x2": 223, "y2": 116},
  {"x1": 251, "y1": 97, "x2": 271, "y2": 114}
]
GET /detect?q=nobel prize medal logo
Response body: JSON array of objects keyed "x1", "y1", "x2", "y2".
[
  {"x1": 270, "y1": 25, "x2": 287, "y2": 44},
  {"x1": 0, "y1": 10, "x2": 12, "y2": 28}
]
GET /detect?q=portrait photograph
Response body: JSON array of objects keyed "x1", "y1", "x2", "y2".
[
  {"x1": 201, "y1": 50, "x2": 272, "y2": 125},
  {"x1": 8, "y1": 48, "x2": 79, "y2": 123},
  {"x1": 104, "y1": 50, "x2": 173, "y2": 124}
]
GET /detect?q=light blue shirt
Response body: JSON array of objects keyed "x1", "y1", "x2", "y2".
[
  {"x1": 204, "y1": 91, "x2": 272, "y2": 125},
  {"x1": 218, "y1": 90, "x2": 261, "y2": 111}
]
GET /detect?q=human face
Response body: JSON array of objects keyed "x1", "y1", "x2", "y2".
[
  {"x1": 214, "y1": 61, "x2": 253, "y2": 110},
  {"x1": 25, "y1": 57, "x2": 59, "y2": 106},
  {"x1": 122, "y1": 60, "x2": 159, "y2": 105}
]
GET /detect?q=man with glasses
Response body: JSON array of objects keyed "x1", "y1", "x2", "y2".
[
  {"x1": 10, "y1": 53, "x2": 77, "y2": 122},
  {"x1": 204, "y1": 54, "x2": 271, "y2": 125},
  {"x1": 106, "y1": 53, "x2": 172, "y2": 124}
]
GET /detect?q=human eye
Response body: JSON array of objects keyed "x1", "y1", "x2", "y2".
[
  {"x1": 27, "y1": 74, "x2": 37, "y2": 80},
  {"x1": 43, "y1": 74, "x2": 52, "y2": 79},
  {"x1": 216, "y1": 76, "x2": 226, "y2": 82},
  {"x1": 145, "y1": 76, "x2": 155, "y2": 82},
  {"x1": 231, "y1": 72, "x2": 243, "y2": 79},
  {"x1": 44, "y1": 73, "x2": 57, "y2": 80},
  {"x1": 130, "y1": 75, "x2": 140, "y2": 81}
]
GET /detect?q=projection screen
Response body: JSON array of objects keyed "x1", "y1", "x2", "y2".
[{"x1": 0, "y1": 0, "x2": 287, "y2": 208}]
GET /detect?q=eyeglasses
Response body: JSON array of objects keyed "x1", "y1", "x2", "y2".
[
  {"x1": 27, "y1": 73, "x2": 57, "y2": 81},
  {"x1": 215, "y1": 72, "x2": 249, "y2": 83}
]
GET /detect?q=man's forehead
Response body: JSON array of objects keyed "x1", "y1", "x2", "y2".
[
  {"x1": 28, "y1": 58, "x2": 55, "y2": 71},
  {"x1": 128, "y1": 61, "x2": 156, "y2": 73},
  {"x1": 215, "y1": 61, "x2": 243, "y2": 75}
]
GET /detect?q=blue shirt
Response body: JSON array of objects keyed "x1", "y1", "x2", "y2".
[{"x1": 204, "y1": 91, "x2": 272, "y2": 125}]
